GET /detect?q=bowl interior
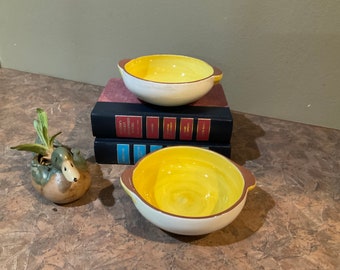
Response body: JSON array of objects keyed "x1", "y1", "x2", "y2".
[
  {"x1": 124, "y1": 55, "x2": 214, "y2": 83},
  {"x1": 132, "y1": 147, "x2": 244, "y2": 217}
]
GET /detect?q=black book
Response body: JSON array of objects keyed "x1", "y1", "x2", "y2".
[{"x1": 91, "y1": 78, "x2": 233, "y2": 143}]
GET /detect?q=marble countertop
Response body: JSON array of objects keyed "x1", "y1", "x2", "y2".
[{"x1": 0, "y1": 68, "x2": 339, "y2": 269}]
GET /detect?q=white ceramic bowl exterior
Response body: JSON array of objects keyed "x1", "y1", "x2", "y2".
[
  {"x1": 120, "y1": 146, "x2": 256, "y2": 236},
  {"x1": 120, "y1": 174, "x2": 248, "y2": 235},
  {"x1": 117, "y1": 55, "x2": 223, "y2": 106}
]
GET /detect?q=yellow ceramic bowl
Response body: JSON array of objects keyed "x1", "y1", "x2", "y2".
[
  {"x1": 118, "y1": 54, "x2": 223, "y2": 106},
  {"x1": 120, "y1": 146, "x2": 256, "y2": 235}
]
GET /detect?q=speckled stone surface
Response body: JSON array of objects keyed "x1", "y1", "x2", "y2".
[{"x1": 0, "y1": 68, "x2": 339, "y2": 269}]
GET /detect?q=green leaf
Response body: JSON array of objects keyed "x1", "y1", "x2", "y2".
[
  {"x1": 34, "y1": 108, "x2": 49, "y2": 147},
  {"x1": 11, "y1": 143, "x2": 48, "y2": 155},
  {"x1": 33, "y1": 119, "x2": 47, "y2": 146},
  {"x1": 37, "y1": 108, "x2": 48, "y2": 130},
  {"x1": 42, "y1": 126, "x2": 49, "y2": 146},
  {"x1": 49, "y1": 131, "x2": 62, "y2": 148}
]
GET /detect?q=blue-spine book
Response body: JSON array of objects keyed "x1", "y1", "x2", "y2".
[{"x1": 94, "y1": 138, "x2": 231, "y2": 165}]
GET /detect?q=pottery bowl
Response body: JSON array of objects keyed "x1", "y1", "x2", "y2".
[
  {"x1": 118, "y1": 54, "x2": 223, "y2": 106},
  {"x1": 120, "y1": 146, "x2": 256, "y2": 235}
]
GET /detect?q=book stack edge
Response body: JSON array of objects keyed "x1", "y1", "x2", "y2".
[{"x1": 91, "y1": 78, "x2": 233, "y2": 164}]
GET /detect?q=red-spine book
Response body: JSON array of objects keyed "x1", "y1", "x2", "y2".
[
  {"x1": 91, "y1": 78, "x2": 233, "y2": 143},
  {"x1": 94, "y1": 137, "x2": 231, "y2": 165}
]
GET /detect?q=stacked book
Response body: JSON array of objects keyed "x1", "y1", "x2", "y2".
[{"x1": 91, "y1": 78, "x2": 233, "y2": 164}]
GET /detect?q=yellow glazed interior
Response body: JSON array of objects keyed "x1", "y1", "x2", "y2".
[
  {"x1": 132, "y1": 147, "x2": 244, "y2": 217},
  {"x1": 124, "y1": 55, "x2": 214, "y2": 83}
]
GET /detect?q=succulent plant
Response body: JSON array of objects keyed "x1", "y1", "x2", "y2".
[{"x1": 11, "y1": 108, "x2": 62, "y2": 160}]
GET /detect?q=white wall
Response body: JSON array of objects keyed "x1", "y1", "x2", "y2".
[{"x1": 1, "y1": 0, "x2": 339, "y2": 129}]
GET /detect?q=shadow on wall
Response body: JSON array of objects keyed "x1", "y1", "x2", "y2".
[{"x1": 230, "y1": 111, "x2": 265, "y2": 165}]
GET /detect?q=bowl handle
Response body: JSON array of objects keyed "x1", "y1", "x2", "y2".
[
  {"x1": 121, "y1": 165, "x2": 135, "y2": 190},
  {"x1": 118, "y1": 59, "x2": 131, "y2": 70},
  {"x1": 231, "y1": 161, "x2": 256, "y2": 191},
  {"x1": 213, "y1": 66, "x2": 223, "y2": 84},
  {"x1": 120, "y1": 165, "x2": 138, "y2": 200}
]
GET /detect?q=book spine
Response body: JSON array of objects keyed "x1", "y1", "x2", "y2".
[
  {"x1": 94, "y1": 138, "x2": 231, "y2": 165},
  {"x1": 91, "y1": 105, "x2": 233, "y2": 143}
]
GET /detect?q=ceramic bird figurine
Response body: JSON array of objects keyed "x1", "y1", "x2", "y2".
[{"x1": 11, "y1": 108, "x2": 91, "y2": 204}]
